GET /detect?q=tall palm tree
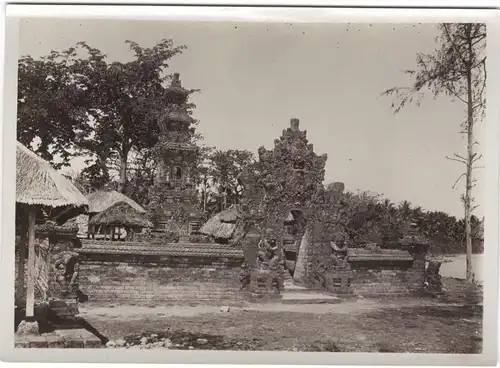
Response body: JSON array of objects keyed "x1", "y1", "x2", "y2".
[{"x1": 398, "y1": 200, "x2": 412, "y2": 221}]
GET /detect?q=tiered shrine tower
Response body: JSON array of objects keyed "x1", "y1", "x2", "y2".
[{"x1": 149, "y1": 73, "x2": 203, "y2": 236}]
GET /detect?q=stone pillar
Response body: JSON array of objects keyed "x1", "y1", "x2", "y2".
[{"x1": 290, "y1": 118, "x2": 300, "y2": 132}]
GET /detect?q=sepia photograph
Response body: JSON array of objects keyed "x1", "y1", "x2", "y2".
[{"x1": 2, "y1": 5, "x2": 499, "y2": 365}]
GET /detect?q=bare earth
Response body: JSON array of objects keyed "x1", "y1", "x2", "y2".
[{"x1": 79, "y1": 293, "x2": 482, "y2": 353}]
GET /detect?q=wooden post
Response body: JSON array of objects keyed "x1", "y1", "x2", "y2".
[
  {"x1": 17, "y1": 214, "x2": 28, "y2": 300},
  {"x1": 25, "y1": 209, "x2": 36, "y2": 320}
]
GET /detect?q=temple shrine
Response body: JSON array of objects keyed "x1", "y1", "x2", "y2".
[{"x1": 148, "y1": 73, "x2": 203, "y2": 237}]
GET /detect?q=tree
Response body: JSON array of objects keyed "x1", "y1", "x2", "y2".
[
  {"x1": 17, "y1": 49, "x2": 93, "y2": 168},
  {"x1": 76, "y1": 40, "x2": 191, "y2": 193},
  {"x1": 125, "y1": 148, "x2": 157, "y2": 206},
  {"x1": 398, "y1": 200, "x2": 413, "y2": 221},
  {"x1": 382, "y1": 23, "x2": 486, "y2": 283},
  {"x1": 207, "y1": 149, "x2": 255, "y2": 210}
]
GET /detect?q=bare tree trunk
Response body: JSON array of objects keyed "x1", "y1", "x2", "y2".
[
  {"x1": 118, "y1": 153, "x2": 127, "y2": 193},
  {"x1": 465, "y1": 28, "x2": 475, "y2": 284}
]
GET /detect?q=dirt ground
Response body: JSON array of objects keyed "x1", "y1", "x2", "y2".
[{"x1": 79, "y1": 293, "x2": 483, "y2": 353}]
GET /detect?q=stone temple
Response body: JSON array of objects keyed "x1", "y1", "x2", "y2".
[{"x1": 148, "y1": 73, "x2": 203, "y2": 237}]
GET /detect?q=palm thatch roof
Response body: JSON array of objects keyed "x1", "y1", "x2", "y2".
[
  {"x1": 218, "y1": 205, "x2": 241, "y2": 223},
  {"x1": 16, "y1": 142, "x2": 88, "y2": 223},
  {"x1": 199, "y1": 212, "x2": 236, "y2": 239},
  {"x1": 217, "y1": 205, "x2": 295, "y2": 224},
  {"x1": 200, "y1": 205, "x2": 296, "y2": 240},
  {"x1": 88, "y1": 201, "x2": 153, "y2": 228},
  {"x1": 87, "y1": 190, "x2": 146, "y2": 214}
]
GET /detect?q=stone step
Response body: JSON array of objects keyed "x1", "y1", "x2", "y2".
[
  {"x1": 15, "y1": 328, "x2": 102, "y2": 348},
  {"x1": 279, "y1": 292, "x2": 342, "y2": 304}
]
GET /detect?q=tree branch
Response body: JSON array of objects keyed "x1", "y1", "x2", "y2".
[
  {"x1": 472, "y1": 153, "x2": 483, "y2": 163},
  {"x1": 452, "y1": 173, "x2": 466, "y2": 189},
  {"x1": 446, "y1": 155, "x2": 467, "y2": 165},
  {"x1": 442, "y1": 24, "x2": 469, "y2": 69}
]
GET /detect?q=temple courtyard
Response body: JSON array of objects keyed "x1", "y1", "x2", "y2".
[{"x1": 76, "y1": 277, "x2": 482, "y2": 353}]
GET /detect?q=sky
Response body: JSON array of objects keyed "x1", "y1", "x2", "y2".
[{"x1": 18, "y1": 19, "x2": 486, "y2": 218}]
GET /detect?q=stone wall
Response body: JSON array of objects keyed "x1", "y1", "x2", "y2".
[
  {"x1": 349, "y1": 265, "x2": 425, "y2": 295},
  {"x1": 308, "y1": 245, "x2": 427, "y2": 296},
  {"x1": 77, "y1": 241, "x2": 245, "y2": 303}
]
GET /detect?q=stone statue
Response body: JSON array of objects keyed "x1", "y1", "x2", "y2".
[
  {"x1": 329, "y1": 240, "x2": 350, "y2": 269},
  {"x1": 52, "y1": 251, "x2": 85, "y2": 301},
  {"x1": 312, "y1": 233, "x2": 351, "y2": 288},
  {"x1": 425, "y1": 260, "x2": 443, "y2": 293},
  {"x1": 257, "y1": 234, "x2": 280, "y2": 271},
  {"x1": 239, "y1": 260, "x2": 251, "y2": 290}
]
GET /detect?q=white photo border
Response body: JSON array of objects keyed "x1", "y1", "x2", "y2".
[{"x1": 1, "y1": 4, "x2": 499, "y2": 366}]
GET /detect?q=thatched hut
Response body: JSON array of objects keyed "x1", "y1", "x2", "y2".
[
  {"x1": 15, "y1": 142, "x2": 88, "y2": 320},
  {"x1": 199, "y1": 206, "x2": 241, "y2": 243},
  {"x1": 88, "y1": 201, "x2": 153, "y2": 241},
  {"x1": 87, "y1": 190, "x2": 146, "y2": 214},
  {"x1": 82, "y1": 190, "x2": 146, "y2": 239},
  {"x1": 200, "y1": 205, "x2": 297, "y2": 245}
]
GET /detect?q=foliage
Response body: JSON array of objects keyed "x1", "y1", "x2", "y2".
[
  {"x1": 124, "y1": 148, "x2": 157, "y2": 206},
  {"x1": 320, "y1": 189, "x2": 484, "y2": 255},
  {"x1": 18, "y1": 39, "x2": 200, "y2": 193},
  {"x1": 206, "y1": 149, "x2": 255, "y2": 212},
  {"x1": 75, "y1": 40, "x2": 196, "y2": 193},
  {"x1": 17, "y1": 48, "x2": 94, "y2": 168}
]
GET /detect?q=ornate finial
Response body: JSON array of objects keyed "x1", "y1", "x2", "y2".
[{"x1": 290, "y1": 118, "x2": 300, "y2": 132}]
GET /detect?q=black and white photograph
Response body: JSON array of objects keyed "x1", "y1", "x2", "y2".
[{"x1": 1, "y1": 4, "x2": 499, "y2": 366}]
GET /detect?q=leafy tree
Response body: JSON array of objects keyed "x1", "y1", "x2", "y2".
[
  {"x1": 17, "y1": 48, "x2": 93, "y2": 168},
  {"x1": 75, "y1": 40, "x2": 191, "y2": 193},
  {"x1": 207, "y1": 149, "x2": 255, "y2": 210},
  {"x1": 382, "y1": 23, "x2": 486, "y2": 283},
  {"x1": 125, "y1": 148, "x2": 157, "y2": 206}
]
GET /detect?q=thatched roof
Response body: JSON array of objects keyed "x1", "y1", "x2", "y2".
[
  {"x1": 199, "y1": 211, "x2": 236, "y2": 239},
  {"x1": 16, "y1": 142, "x2": 88, "y2": 222},
  {"x1": 216, "y1": 205, "x2": 294, "y2": 224},
  {"x1": 87, "y1": 190, "x2": 146, "y2": 214},
  {"x1": 200, "y1": 205, "x2": 296, "y2": 240},
  {"x1": 218, "y1": 205, "x2": 241, "y2": 223},
  {"x1": 88, "y1": 201, "x2": 153, "y2": 228}
]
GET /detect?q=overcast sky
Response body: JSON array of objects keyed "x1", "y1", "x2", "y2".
[{"x1": 18, "y1": 19, "x2": 486, "y2": 218}]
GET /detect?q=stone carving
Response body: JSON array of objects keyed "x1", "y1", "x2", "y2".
[
  {"x1": 313, "y1": 233, "x2": 352, "y2": 289},
  {"x1": 425, "y1": 260, "x2": 443, "y2": 293},
  {"x1": 34, "y1": 237, "x2": 52, "y2": 303},
  {"x1": 399, "y1": 222, "x2": 430, "y2": 271},
  {"x1": 239, "y1": 261, "x2": 251, "y2": 290},
  {"x1": 52, "y1": 251, "x2": 84, "y2": 301},
  {"x1": 257, "y1": 235, "x2": 280, "y2": 271},
  {"x1": 239, "y1": 229, "x2": 283, "y2": 293},
  {"x1": 329, "y1": 239, "x2": 351, "y2": 269}
]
